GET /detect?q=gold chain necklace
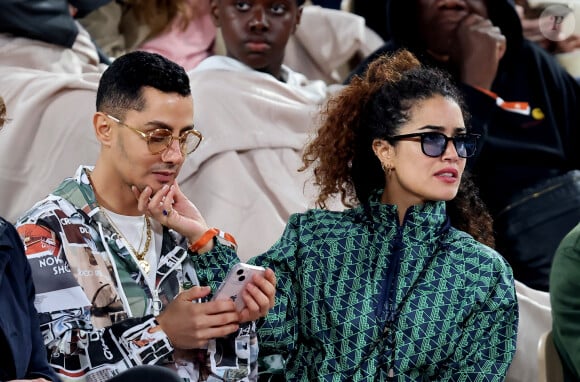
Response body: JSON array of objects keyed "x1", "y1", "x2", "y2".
[
  {"x1": 87, "y1": 170, "x2": 153, "y2": 273},
  {"x1": 103, "y1": 211, "x2": 152, "y2": 274}
]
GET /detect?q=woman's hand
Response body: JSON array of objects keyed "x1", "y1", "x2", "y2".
[
  {"x1": 133, "y1": 182, "x2": 213, "y2": 251},
  {"x1": 239, "y1": 268, "x2": 277, "y2": 323}
]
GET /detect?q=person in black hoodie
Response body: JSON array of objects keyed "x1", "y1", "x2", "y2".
[{"x1": 349, "y1": 0, "x2": 580, "y2": 292}]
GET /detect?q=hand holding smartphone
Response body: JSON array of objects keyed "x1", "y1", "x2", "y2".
[{"x1": 211, "y1": 263, "x2": 266, "y2": 311}]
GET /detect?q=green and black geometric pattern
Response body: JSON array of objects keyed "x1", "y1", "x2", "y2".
[{"x1": 194, "y1": 195, "x2": 518, "y2": 381}]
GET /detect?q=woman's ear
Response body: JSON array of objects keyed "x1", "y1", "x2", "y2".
[
  {"x1": 372, "y1": 138, "x2": 393, "y2": 165},
  {"x1": 94, "y1": 112, "x2": 112, "y2": 146}
]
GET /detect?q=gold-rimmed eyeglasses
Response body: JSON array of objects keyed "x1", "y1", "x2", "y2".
[{"x1": 106, "y1": 114, "x2": 203, "y2": 155}]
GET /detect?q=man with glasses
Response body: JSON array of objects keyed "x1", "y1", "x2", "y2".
[{"x1": 14, "y1": 51, "x2": 276, "y2": 382}]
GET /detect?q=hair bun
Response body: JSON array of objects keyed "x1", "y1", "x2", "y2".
[{"x1": 363, "y1": 49, "x2": 421, "y2": 85}]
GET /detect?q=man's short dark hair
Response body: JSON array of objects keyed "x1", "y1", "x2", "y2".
[{"x1": 96, "y1": 51, "x2": 191, "y2": 117}]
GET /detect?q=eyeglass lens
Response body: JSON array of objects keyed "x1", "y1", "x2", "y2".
[
  {"x1": 422, "y1": 133, "x2": 477, "y2": 158},
  {"x1": 149, "y1": 130, "x2": 201, "y2": 154}
]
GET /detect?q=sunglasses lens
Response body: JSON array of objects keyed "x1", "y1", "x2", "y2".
[
  {"x1": 454, "y1": 135, "x2": 477, "y2": 158},
  {"x1": 421, "y1": 133, "x2": 446, "y2": 157}
]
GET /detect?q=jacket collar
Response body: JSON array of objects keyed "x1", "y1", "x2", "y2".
[
  {"x1": 361, "y1": 190, "x2": 451, "y2": 243},
  {"x1": 52, "y1": 165, "x2": 99, "y2": 216}
]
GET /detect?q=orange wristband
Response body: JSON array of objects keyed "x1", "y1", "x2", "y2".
[{"x1": 188, "y1": 228, "x2": 237, "y2": 253}]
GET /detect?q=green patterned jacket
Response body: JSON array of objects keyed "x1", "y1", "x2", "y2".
[{"x1": 193, "y1": 195, "x2": 518, "y2": 381}]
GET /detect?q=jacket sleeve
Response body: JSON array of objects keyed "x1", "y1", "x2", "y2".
[
  {"x1": 437, "y1": 255, "x2": 519, "y2": 381},
  {"x1": 0, "y1": 0, "x2": 79, "y2": 47},
  {"x1": 248, "y1": 215, "x2": 302, "y2": 369},
  {"x1": 550, "y1": 224, "x2": 580, "y2": 379},
  {"x1": 188, "y1": 241, "x2": 242, "y2": 291},
  {"x1": 0, "y1": 219, "x2": 60, "y2": 382},
  {"x1": 191, "y1": 215, "x2": 302, "y2": 363},
  {"x1": 16, "y1": 220, "x2": 173, "y2": 380}
]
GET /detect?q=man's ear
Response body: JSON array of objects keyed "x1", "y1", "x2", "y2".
[
  {"x1": 210, "y1": 0, "x2": 221, "y2": 27},
  {"x1": 292, "y1": 6, "x2": 303, "y2": 33},
  {"x1": 94, "y1": 112, "x2": 113, "y2": 146}
]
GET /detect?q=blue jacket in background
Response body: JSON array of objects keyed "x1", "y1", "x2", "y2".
[{"x1": 0, "y1": 217, "x2": 59, "y2": 382}]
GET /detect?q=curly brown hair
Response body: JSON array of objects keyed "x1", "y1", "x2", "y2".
[{"x1": 301, "y1": 49, "x2": 495, "y2": 247}]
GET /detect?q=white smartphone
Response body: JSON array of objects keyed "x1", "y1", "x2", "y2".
[{"x1": 211, "y1": 263, "x2": 266, "y2": 311}]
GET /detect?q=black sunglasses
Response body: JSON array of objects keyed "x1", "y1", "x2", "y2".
[{"x1": 387, "y1": 131, "x2": 480, "y2": 158}]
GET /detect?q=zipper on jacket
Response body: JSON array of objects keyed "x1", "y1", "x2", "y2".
[
  {"x1": 497, "y1": 179, "x2": 568, "y2": 217},
  {"x1": 381, "y1": 224, "x2": 404, "y2": 381}
]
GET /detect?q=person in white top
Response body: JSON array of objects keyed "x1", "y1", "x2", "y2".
[{"x1": 182, "y1": 0, "x2": 348, "y2": 261}]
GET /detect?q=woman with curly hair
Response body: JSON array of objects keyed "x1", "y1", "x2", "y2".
[{"x1": 192, "y1": 48, "x2": 519, "y2": 380}]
